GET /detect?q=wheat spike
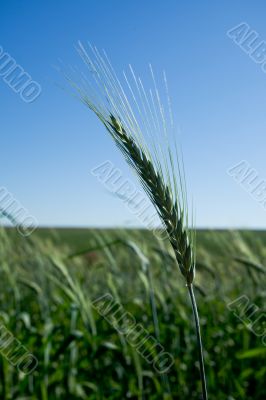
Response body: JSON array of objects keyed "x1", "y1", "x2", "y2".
[
  {"x1": 67, "y1": 43, "x2": 195, "y2": 285},
  {"x1": 108, "y1": 114, "x2": 195, "y2": 284}
]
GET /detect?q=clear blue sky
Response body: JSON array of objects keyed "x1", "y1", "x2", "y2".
[{"x1": 1, "y1": 0, "x2": 266, "y2": 228}]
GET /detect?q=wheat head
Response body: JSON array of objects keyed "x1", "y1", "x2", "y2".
[{"x1": 66, "y1": 43, "x2": 196, "y2": 285}]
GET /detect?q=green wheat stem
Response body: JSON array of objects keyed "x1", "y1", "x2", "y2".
[{"x1": 187, "y1": 283, "x2": 208, "y2": 400}]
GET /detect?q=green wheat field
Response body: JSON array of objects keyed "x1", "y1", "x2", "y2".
[{"x1": 0, "y1": 227, "x2": 265, "y2": 399}]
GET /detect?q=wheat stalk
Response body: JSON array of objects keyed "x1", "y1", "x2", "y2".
[{"x1": 67, "y1": 43, "x2": 208, "y2": 399}]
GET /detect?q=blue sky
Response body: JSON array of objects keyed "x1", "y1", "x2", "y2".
[{"x1": 1, "y1": 0, "x2": 266, "y2": 228}]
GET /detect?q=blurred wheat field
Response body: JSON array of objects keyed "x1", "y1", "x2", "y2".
[{"x1": 0, "y1": 227, "x2": 265, "y2": 399}]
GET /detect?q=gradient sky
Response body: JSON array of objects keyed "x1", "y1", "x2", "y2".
[{"x1": 1, "y1": 0, "x2": 266, "y2": 228}]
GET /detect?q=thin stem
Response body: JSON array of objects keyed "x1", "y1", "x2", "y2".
[{"x1": 187, "y1": 284, "x2": 208, "y2": 400}]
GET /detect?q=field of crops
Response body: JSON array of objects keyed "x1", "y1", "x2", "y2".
[{"x1": 0, "y1": 227, "x2": 265, "y2": 399}]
